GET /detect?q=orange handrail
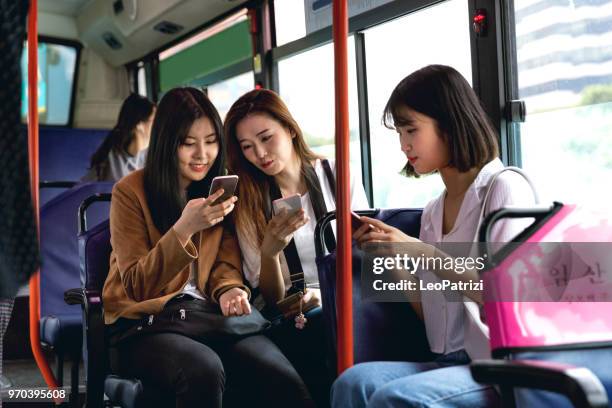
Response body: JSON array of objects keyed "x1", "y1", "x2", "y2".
[
  {"x1": 332, "y1": 0, "x2": 353, "y2": 373},
  {"x1": 26, "y1": 0, "x2": 62, "y2": 399}
]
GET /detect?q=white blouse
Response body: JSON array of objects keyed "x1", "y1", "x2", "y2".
[
  {"x1": 418, "y1": 158, "x2": 536, "y2": 354},
  {"x1": 237, "y1": 159, "x2": 370, "y2": 290}
]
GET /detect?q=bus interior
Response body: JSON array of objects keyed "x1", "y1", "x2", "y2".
[{"x1": 3, "y1": 0, "x2": 612, "y2": 407}]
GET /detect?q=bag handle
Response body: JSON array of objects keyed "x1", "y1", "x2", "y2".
[
  {"x1": 463, "y1": 166, "x2": 540, "y2": 359},
  {"x1": 472, "y1": 166, "x2": 540, "y2": 243}
]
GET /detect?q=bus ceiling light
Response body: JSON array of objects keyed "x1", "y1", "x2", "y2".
[
  {"x1": 102, "y1": 32, "x2": 123, "y2": 49},
  {"x1": 473, "y1": 9, "x2": 487, "y2": 37},
  {"x1": 154, "y1": 21, "x2": 184, "y2": 35}
]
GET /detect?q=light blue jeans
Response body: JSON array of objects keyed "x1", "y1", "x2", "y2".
[{"x1": 331, "y1": 350, "x2": 499, "y2": 408}]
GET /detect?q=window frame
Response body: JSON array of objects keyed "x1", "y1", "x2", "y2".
[
  {"x1": 269, "y1": 0, "x2": 497, "y2": 206},
  {"x1": 28, "y1": 35, "x2": 82, "y2": 128}
]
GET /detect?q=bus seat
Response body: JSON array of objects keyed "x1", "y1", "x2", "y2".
[
  {"x1": 69, "y1": 194, "x2": 168, "y2": 408},
  {"x1": 39, "y1": 182, "x2": 113, "y2": 400},
  {"x1": 470, "y1": 203, "x2": 612, "y2": 407},
  {"x1": 315, "y1": 208, "x2": 434, "y2": 373},
  {"x1": 39, "y1": 126, "x2": 107, "y2": 206}
]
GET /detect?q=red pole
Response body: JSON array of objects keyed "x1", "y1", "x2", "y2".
[
  {"x1": 27, "y1": 0, "x2": 62, "y2": 398},
  {"x1": 332, "y1": 0, "x2": 353, "y2": 373}
]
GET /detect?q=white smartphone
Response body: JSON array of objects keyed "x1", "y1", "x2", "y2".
[
  {"x1": 208, "y1": 175, "x2": 239, "y2": 205},
  {"x1": 272, "y1": 194, "x2": 302, "y2": 216}
]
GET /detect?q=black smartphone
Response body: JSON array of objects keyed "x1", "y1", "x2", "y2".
[{"x1": 208, "y1": 175, "x2": 239, "y2": 205}]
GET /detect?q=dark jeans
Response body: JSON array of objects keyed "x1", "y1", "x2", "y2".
[
  {"x1": 110, "y1": 318, "x2": 315, "y2": 408},
  {"x1": 266, "y1": 307, "x2": 333, "y2": 408}
]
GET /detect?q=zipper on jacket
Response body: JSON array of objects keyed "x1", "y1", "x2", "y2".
[
  {"x1": 148, "y1": 315, "x2": 154, "y2": 326},
  {"x1": 180, "y1": 309, "x2": 186, "y2": 320}
]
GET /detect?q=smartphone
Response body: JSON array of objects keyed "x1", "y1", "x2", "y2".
[
  {"x1": 272, "y1": 194, "x2": 302, "y2": 216},
  {"x1": 351, "y1": 211, "x2": 373, "y2": 234},
  {"x1": 351, "y1": 211, "x2": 365, "y2": 234},
  {"x1": 208, "y1": 175, "x2": 239, "y2": 205}
]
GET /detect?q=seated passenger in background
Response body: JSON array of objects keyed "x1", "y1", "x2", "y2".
[
  {"x1": 103, "y1": 87, "x2": 313, "y2": 408},
  {"x1": 82, "y1": 93, "x2": 155, "y2": 182},
  {"x1": 332, "y1": 65, "x2": 535, "y2": 408},
  {"x1": 224, "y1": 89, "x2": 369, "y2": 407}
]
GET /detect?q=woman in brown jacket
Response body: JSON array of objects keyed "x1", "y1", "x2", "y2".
[{"x1": 103, "y1": 87, "x2": 313, "y2": 407}]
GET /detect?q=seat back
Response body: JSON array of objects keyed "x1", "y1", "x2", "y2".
[
  {"x1": 40, "y1": 182, "x2": 114, "y2": 322},
  {"x1": 39, "y1": 126, "x2": 107, "y2": 206},
  {"x1": 77, "y1": 195, "x2": 115, "y2": 408},
  {"x1": 480, "y1": 203, "x2": 612, "y2": 355},
  {"x1": 316, "y1": 208, "x2": 434, "y2": 367},
  {"x1": 79, "y1": 219, "x2": 112, "y2": 298}
]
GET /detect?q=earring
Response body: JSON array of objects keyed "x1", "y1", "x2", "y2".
[{"x1": 294, "y1": 291, "x2": 307, "y2": 329}]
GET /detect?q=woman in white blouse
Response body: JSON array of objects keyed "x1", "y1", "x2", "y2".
[
  {"x1": 332, "y1": 65, "x2": 535, "y2": 408},
  {"x1": 224, "y1": 89, "x2": 369, "y2": 407}
]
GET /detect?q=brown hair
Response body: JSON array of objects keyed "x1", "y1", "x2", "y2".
[
  {"x1": 383, "y1": 64, "x2": 499, "y2": 177},
  {"x1": 224, "y1": 89, "x2": 321, "y2": 245}
]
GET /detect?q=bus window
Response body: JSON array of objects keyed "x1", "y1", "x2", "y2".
[
  {"x1": 278, "y1": 37, "x2": 363, "y2": 185},
  {"x1": 274, "y1": 0, "x2": 307, "y2": 46},
  {"x1": 364, "y1": 0, "x2": 471, "y2": 208},
  {"x1": 137, "y1": 64, "x2": 147, "y2": 97},
  {"x1": 158, "y1": 11, "x2": 251, "y2": 93},
  {"x1": 207, "y1": 71, "x2": 254, "y2": 120},
  {"x1": 20, "y1": 41, "x2": 77, "y2": 126},
  {"x1": 514, "y1": 0, "x2": 612, "y2": 206}
]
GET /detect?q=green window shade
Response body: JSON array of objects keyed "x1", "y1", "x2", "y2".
[{"x1": 159, "y1": 20, "x2": 252, "y2": 92}]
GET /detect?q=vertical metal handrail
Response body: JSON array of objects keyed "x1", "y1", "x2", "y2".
[
  {"x1": 26, "y1": 0, "x2": 62, "y2": 400},
  {"x1": 333, "y1": 0, "x2": 353, "y2": 374}
]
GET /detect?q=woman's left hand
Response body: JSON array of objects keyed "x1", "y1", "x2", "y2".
[
  {"x1": 355, "y1": 216, "x2": 437, "y2": 259},
  {"x1": 219, "y1": 287, "x2": 251, "y2": 316},
  {"x1": 353, "y1": 216, "x2": 419, "y2": 244}
]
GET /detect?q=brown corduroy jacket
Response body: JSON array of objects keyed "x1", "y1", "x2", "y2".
[{"x1": 102, "y1": 170, "x2": 248, "y2": 324}]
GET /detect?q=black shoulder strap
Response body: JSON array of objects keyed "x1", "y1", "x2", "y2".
[
  {"x1": 320, "y1": 159, "x2": 337, "y2": 252},
  {"x1": 321, "y1": 159, "x2": 336, "y2": 202}
]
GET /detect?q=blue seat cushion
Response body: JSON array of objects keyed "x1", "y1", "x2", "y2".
[
  {"x1": 105, "y1": 375, "x2": 144, "y2": 408},
  {"x1": 40, "y1": 314, "x2": 82, "y2": 353}
]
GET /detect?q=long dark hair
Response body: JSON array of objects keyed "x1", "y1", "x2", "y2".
[
  {"x1": 224, "y1": 89, "x2": 321, "y2": 245},
  {"x1": 383, "y1": 64, "x2": 498, "y2": 177},
  {"x1": 89, "y1": 93, "x2": 155, "y2": 179},
  {"x1": 144, "y1": 87, "x2": 225, "y2": 234}
]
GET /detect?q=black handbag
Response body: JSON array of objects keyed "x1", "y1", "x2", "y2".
[{"x1": 109, "y1": 295, "x2": 271, "y2": 345}]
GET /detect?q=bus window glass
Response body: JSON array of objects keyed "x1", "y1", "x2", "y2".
[
  {"x1": 207, "y1": 71, "x2": 254, "y2": 120},
  {"x1": 137, "y1": 65, "x2": 147, "y2": 97},
  {"x1": 364, "y1": 0, "x2": 471, "y2": 208},
  {"x1": 21, "y1": 42, "x2": 77, "y2": 126},
  {"x1": 515, "y1": 0, "x2": 612, "y2": 205},
  {"x1": 274, "y1": 0, "x2": 307, "y2": 46},
  {"x1": 278, "y1": 37, "x2": 363, "y2": 190}
]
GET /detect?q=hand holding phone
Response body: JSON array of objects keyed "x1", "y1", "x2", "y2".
[
  {"x1": 260, "y1": 194, "x2": 308, "y2": 258},
  {"x1": 351, "y1": 211, "x2": 371, "y2": 235},
  {"x1": 272, "y1": 194, "x2": 302, "y2": 216},
  {"x1": 208, "y1": 175, "x2": 239, "y2": 206}
]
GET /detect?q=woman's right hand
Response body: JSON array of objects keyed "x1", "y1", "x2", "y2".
[
  {"x1": 260, "y1": 209, "x2": 309, "y2": 258},
  {"x1": 173, "y1": 189, "x2": 237, "y2": 245}
]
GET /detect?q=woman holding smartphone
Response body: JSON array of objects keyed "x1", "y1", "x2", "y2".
[
  {"x1": 224, "y1": 89, "x2": 370, "y2": 406},
  {"x1": 103, "y1": 87, "x2": 313, "y2": 408}
]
